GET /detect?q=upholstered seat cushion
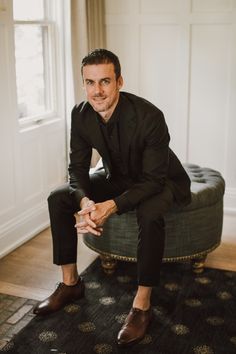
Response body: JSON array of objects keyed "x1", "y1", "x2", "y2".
[
  {"x1": 183, "y1": 164, "x2": 225, "y2": 210},
  {"x1": 83, "y1": 164, "x2": 225, "y2": 262}
]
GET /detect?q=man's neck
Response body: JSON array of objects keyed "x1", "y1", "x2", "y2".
[{"x1": 99, "y1": 113, "x2": 112, "y2": 124}]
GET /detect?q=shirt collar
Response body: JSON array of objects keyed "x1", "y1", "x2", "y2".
[{"x1": 97, "y1": 96, "x2": 121, "y2": 127}]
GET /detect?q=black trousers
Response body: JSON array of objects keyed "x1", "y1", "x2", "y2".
[{"x1": 48, "y1": 171, "x2": 174, "y2": 287}]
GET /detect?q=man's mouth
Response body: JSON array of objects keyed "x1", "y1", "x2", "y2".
[{"x1": 93, "y1": 96, "x2": 106, "y2": 102}]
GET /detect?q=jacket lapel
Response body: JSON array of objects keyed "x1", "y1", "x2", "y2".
[{"x1": 118, "y1": 95, "x2": 137, "y2": 172}]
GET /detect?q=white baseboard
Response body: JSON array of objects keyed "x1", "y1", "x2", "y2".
[
  {"x1": 222, "y1": 213, "x2": 236, "y2": 239},
  {"x1": 223, "y1": 187, "x2": 236, "y2": 237},
  {"x1": 0, "y1": 203, "x2": 49, "y2": 259},
  {"x1": 224, "y1": 187, "x2": 236, "y2": 215}
]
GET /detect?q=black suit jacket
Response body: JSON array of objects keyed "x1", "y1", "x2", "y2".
[{"x1": 68, "y1": 92, "x2": 191, "y2": 213}]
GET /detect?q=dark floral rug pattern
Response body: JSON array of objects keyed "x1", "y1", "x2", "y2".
[{"x1": 1, "y1": 259, "x2": 236, "y2": 354}]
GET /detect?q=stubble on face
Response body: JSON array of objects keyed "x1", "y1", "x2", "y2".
[{"x1": 82, "y1": 63, "x2": 123, "y2": 121}]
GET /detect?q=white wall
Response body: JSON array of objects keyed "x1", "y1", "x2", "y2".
[
  {"x1": 105, "y1": 0, "x2": 236, "y2": 236},
  {"x1": 0, "y1": 1, "x2": 67, "y2": 257},
  {"x1": 0, "y1": 0, "x2": 235, "y2": 259}
]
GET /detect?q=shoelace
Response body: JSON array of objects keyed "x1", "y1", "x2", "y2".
[
  {"x1": 52, "y1": 278, "x2": 81, "y2": 297},
  {"x1": 52, "y1": 282, "x2": 64, "y2": 297},
  {"x1": 128, "y1": 308, "x2": 151, "y2": 325}
]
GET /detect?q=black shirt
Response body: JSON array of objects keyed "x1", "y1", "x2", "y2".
[{"x1": 96, "y1": 98, "x2": 131, "y2": 185}]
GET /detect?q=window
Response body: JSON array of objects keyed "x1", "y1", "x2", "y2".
[{"x1": 13, "y1": 0, "x2": 56, "y2": 122}]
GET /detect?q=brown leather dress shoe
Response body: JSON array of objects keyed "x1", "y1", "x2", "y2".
[
  {"x1": 33, "y1": 277, "x2": 85, "y2": 316},
  {"x1": 117, "y1": 307, "x2": 152, "y2": 346}
]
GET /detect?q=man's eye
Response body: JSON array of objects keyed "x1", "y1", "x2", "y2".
[
  {"x1": 101, "y1": 79, "x2": 110, "y2": 85},
  {"x1": 86, "y1": 81, "x2": 93, "y2": 85}
]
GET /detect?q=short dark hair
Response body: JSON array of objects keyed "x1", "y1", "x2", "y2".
[{"x1": 81, "y1": 49, "x2": 121, "y2": 79}]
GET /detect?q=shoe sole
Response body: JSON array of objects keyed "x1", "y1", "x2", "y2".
[{"x1": 33, "y1": 289, "x2": 85, "y2": 316}]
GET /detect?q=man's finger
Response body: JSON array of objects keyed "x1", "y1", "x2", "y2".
[
  {"x1": 76, "y1": 227, "x2": 103, "y2": 235},
  {"x1": 75, "y1": 221, "x2": 98, "y2": 230},
  {"x1": 75, "y1": 221, "x2": 87, "y2": 228},
  {"x1": 76, "y1": 228, "x2": 89, "y2": 234},
  {"x1": 78, "y1": 206, "x2": 96, "y2": 215},
  {"x1": 75, "y1": 215, "x2": 97, "y2": 229},
  {"x1": 85, "y1": 225, "x2": 102, "y2": 236}
]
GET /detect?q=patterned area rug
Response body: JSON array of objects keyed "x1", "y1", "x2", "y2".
[{"x1": 0, "y1": 259, "x2": 236, "y2": 354}]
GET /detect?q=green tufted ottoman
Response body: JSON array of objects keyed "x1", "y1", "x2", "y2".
[{"x1": 83, "y1": 164, "x2": 225, "y2": 274}]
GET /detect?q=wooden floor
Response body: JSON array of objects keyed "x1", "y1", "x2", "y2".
[
  {"x1": 0, "y1": 228, "x2": 97, "y2": 301},
  {"x1": 0, "y1": 227, "x2": 235, "y2": 301}
]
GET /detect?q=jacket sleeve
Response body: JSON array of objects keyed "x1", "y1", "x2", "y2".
[
  {"x1": 114, "y1": 111, "x2": 170, "y2": 214},
  {"x1": 68, "y1": 106, "x2": 92, "y2": 210}
]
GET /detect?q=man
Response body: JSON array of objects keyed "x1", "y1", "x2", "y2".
[{"x1": 33, "y1": 49, "x2": 191, "y2": 346}]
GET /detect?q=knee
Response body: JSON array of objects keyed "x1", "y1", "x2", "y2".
[
  {"x1": 136, "y1": 194, "x2": 173, "y2": 225},
  {"x1": 47, "y1": 185, "x2": 70, "y2": 207},
  {"x1": 47, "y1": 190, "x2": 60, "y2": 208},
  {"x1": 47, "y1": 190, "x2": 57, "y2": 206},
  {"x1": 136, "y1": 196, "x2": 170, "y2": 230},
  {"x1": 136, "y1": 203, "x2": 163, "y2": 223}
]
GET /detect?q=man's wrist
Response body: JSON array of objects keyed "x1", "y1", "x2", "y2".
[{"x1": 108, "y1": 200, "x2": 118, "y2": 214}]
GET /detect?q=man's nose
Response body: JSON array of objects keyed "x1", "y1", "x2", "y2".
[{"x1": 94, "y1": 83, "x2": 103, "y2": 95}]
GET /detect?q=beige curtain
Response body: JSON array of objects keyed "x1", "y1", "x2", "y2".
[
  {"x1": 86, "y1": 0, "x2": 106, "y2": 52},
  {"x1": 71, "y1": 0, "x2": 88, "y2": 103},
  {"x1": 70, "y1": 0, "x2": 106, "y2": 167},
  {"x1": 71, "y1": 0, "x2": 106, "y2": 102}
]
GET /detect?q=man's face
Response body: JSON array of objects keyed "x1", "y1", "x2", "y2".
[{"x1": 82, "y1": 63, "x2": 123, "y2": 119}]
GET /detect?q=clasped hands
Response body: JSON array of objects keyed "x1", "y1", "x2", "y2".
[{"x1": 74, "y1": 198, "x2": 117, "y2": 236}]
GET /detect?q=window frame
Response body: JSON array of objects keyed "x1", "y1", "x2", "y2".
[{"x1": 13, "y1": 0, "x2": 64, "y2": 129}]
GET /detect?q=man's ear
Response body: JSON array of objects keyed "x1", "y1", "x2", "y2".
[{"x1": 117, "y1": 75, "x2": 124, "y2": 89}]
